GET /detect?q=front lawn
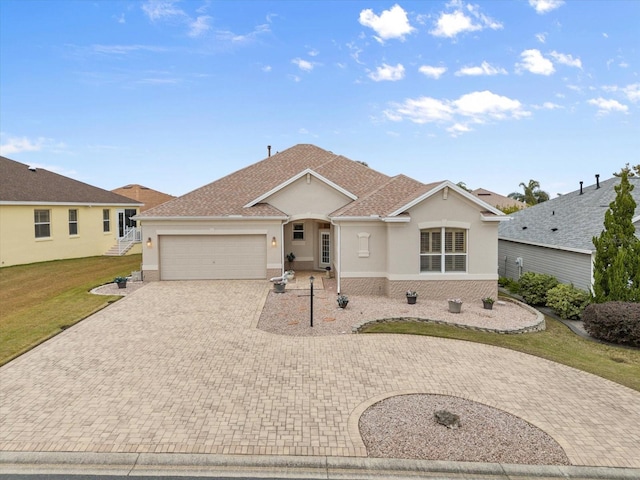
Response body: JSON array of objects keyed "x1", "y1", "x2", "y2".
[
  {"x1": 361, "y1": 317, "x2": 640, "y2": 392},
  {"x1": 0, "y1": 255, "x2": 142, "y2": 366}
]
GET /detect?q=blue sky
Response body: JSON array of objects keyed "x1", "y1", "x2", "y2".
[{"x1": 1, "y1": 0, "x2": 638, "y2": 198}]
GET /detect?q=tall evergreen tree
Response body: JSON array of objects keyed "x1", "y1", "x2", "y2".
[{"x1": 592, "y1": 168, "x2": 640, "y2": 302}]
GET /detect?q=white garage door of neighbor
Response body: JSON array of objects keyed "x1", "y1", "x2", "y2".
[{"x1": 160, "y1": 235, "x2": 266, "y2": 280}]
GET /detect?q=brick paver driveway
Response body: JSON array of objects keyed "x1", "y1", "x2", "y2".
[{"x1": 1, "y1": 281, "x2": 639, "y2": 467}]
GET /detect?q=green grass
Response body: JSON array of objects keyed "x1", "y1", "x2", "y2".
[
  {"x1": 0, "y1": 255, "x2": 142, "y2": 366},
  {"x1": 360, "y1": 317, "x2": 640, "y2": 392}
]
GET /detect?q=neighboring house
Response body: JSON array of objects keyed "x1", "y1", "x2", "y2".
[
  {"x1": 498, "y1": 175, "x2": 640, "y2": 292},
  {"x1": 472, "y1": 188, "x2": 526, "y2": 212},
  {"x1": 0, "y1": 156, "x2": 143, "y2": 268},
  {"x1": 111, "y1": 184, "x2": 175, "y2": 212},
  {"x1": 137, "y1": 144, "x2": 508, "y2": 300}
]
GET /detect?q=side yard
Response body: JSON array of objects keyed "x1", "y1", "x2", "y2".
[{"x1": 0, "y1": 254, "x2": 142, "y2": 366}]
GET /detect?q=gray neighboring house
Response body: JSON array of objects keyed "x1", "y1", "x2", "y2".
[{"x1": 498, "y1": 175, "x2": 640, "y2": 292}]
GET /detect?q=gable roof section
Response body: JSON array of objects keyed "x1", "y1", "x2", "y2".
[
  {"x1": 112, "y1": 184, "x2": 175, "y2": 211},
  {"x1": 0, "y1": 156, "x2": 141, "y2": 206},
  {"x1": 498, "y1": 176, "x2": 640, "y2": 252},
  {"x1": 140, "y1": 144, "x2": 390, "y2": 218},
  {"x1": 472, "y1": 188, "x2": 526, "y2": 210}
]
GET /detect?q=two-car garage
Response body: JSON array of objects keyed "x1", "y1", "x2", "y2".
[{"x1": 159, "y1": 235, "x2": 266, "y2": 280}]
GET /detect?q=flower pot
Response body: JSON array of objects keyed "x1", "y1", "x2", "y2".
[
  {"x1": 407, "y1": 296, "x2": 417, "y2": 304},
  {"x1": 274, "y1": 283, "x2": 286, "y2": 293},
  {"x1": 117, "y1": 281, "x2": 127, "y2": 289},
  {"x1": 483, "y1": 301, "x2": 493, "y2": 310},
  {"x1": 448, "y1": 301, "x2": 462, "y2": 313},
  {"x1": 338, "y1": 300, "x2": 348, "y2": 309}
]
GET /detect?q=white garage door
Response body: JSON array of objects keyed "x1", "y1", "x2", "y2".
[{"x1": 160, "y1": 235, "x2": 266, "y2": 280}]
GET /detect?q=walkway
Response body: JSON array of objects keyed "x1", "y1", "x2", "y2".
[{"x1": 1, "y1": 281, "x2": 639, "y2": 469}]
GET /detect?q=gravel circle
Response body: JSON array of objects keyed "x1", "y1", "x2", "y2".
[{"x1": 359, "y1": 394, "x2": 570, "y2": 465}]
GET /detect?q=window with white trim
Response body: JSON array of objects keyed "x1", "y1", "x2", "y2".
[
  {"x1": 34, "y1": 209, "x2": 51, "y2": 238},
  {"x1": 292, "y1": 223, "x2": 304, "y2": 241},
  {"x1": 102, "y1": 209, "x2": 110, "y2": 232},
  {"x1": 420, "y1": 227, "x2": 467, "y2": 273},
  {"x1": 68, "y1": 209, "x2": 78, "y2": 235}
]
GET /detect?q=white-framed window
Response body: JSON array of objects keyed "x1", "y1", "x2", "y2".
[
  {"x1": 292, "y1": 223, "x2": 304, "y2": 241},
  {"x1": 34, "y1": 209, "x2": 51, "y2": 238},
  {"x1": 102, "y1": 209, "x2": 110, "y2": 232},
  {"x1": 420, "y1": 227, "x2": 467, "y2": 273},
  {"x1": 68, "y1": 209, "x2": 78, "y2": 235}
]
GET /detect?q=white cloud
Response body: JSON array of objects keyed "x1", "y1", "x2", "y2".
[
  {"x1": 308, "y1": 49, "x2": 319, "y2": 57},
  {"x1": 359, "y1": 4, "x2": 415, "y2": 43},
  {"x1": 216, "y1": 24, "x2": 271, "y2": 45},
  {"x1": 549, "y1": 51, "x2": 582, "y2": 69},
  {"x1": 455, "y1": 61, "x2": 507, "y2": 76},
  {"x1": 535, "y1": 32, "x2": 547, "y2": 43},
  {"x1": 517, "y1": 49, "x2": 555, "y2": 75},
  {"x1": 90, "y1": 44, "x2": 169, "y2": 55},
  {"x1": 0, "y1": 135, "x2": 45, "y2": 155},
  {"x1": 529, "y1": 0, "x2": 565, "y2": 14},
  {"x1": 188, "y1": 15, "x2": 211, "y2": 37},
  {"x1": 262, "y1": 65, "x2": 272, "y2": 73},
  {"x1": 603, "y1": 83, "x2": 640, "y2": 103},
  {"x1": 430, "y1": 1, "x2": 502, "y2": 39},
  {"x1": 532, "y1": 102, "x2": 563, "y2": 110},
  {"x1": 418, "y1": 65, "x2": 447, "y2": 79},
  {"x1": 369, "y1": 63, "x2": 405, "y2": 82},
  {"x1": 142, "y1": 0, "x2": 185, "y2": 21},
  {"x1": 587, "y1": 97, "x2": 628, "y2": 115},
  {"x1": 292, "y1": 58, "x2": 315, "y2": 72},
  {"x1": 384, "y1": 90, "x2": 529, "y2": 135}
]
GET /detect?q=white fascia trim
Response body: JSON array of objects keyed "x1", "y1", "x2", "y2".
[
  {"x1": 498, "y1": 237, "x2": 593, "y2": 255},
  {"x1": 388, "y1": 181, "x2": 505, "y2": 218},
  {"x1": 331, "y1": 216, "x2": 383, "y2": 222},
  {"x1": 244, "y1": 168, "x2": 358, "y2": 208},
  {"x1": 633, "y1": 215, "x2": 640, "y2": 224},
  {"x1": 382, "y1": 216, "x2": 411, "y2": 223},
  {"x1": 135, "y1": 215, "x2": 288, "y2": 221},
  {"x1": 481, "y1": 214, "x2": 511, "y2": 222},
  {"x1": 0, "y1": 201, "x2": 142, "y2": 207},
  {"x1": 156, "y1": 229, "x2": 268, "y2": 235}
]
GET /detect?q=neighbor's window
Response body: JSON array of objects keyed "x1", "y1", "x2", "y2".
[
  {"x1": 103, "y1": 209, "x2": 110, "y2": 232},
  {"x1": 292, "y1": 223, "x2": 304, "y2": 241},
  {"x1": 68, "y1": 209, "x2": 78, "y2": 235},
  {"x1": 34, "y1": 209, "x2": 51, "y2": 238},
  {"x1": 420, "y1": 228, "x2": 467, "y2": 273}
]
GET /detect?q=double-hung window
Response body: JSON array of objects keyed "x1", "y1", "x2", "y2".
[
  {"x1": 420, "y1": 227, "x2": 467, "y2": 273},
  {"x1": 292, "y1": 223, "x2": 304, "y2": 241},
  {"x1": 103, "y1": 209, "x2": 110, "y2": 232},
  {"x1": 68, "y1": 209, "x2": 78, "y2": 235},
  {"x1": 34, "y1": 209, "x2": 51, "y2": 238}
]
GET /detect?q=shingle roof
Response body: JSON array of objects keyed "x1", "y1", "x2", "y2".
[
  {"x1": 111, "y1": 184, "x2": 175, "y2": 211},
  {"x1": 472, "y1": 188, "x2": 526, "y2": 210},
  {"x1": 139, "y1": 144, "x2": 498, "y2": 220},
  {"x1": 0, "y1": 156, "x2": 142, "y2": 205},
  {"x1": 498, "y1": 176, "x2": 640, "y2": 251},
  {"x1": 140, "y1": 144, "x2": 391, "y2": 218}
]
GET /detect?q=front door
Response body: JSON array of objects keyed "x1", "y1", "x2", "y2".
[{"x1": 319, "y1": 230, "x2": 331, "y2": 268}]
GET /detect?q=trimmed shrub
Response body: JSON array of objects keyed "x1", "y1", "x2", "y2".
[
  {"x1": 518, "y1": 272, "x2": 559, "y2": 306},
  {"x1": 545, "y1": 284, "x2": 591, "y2": 320},
  {"x1": 582, "y1": 302, "x2": 640, "y2": 346},
  {"x1": 499, "y1": 276, "x2": 520, "y2": 294}
]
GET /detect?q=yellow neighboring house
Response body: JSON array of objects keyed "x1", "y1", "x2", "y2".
[{"x1": 0, "y1": 155, "x2": 143, "y2": 268}]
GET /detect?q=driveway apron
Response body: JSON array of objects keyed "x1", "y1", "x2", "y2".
[{"x1": 0, "y1": 281, "x2": 639, "y2": 467}]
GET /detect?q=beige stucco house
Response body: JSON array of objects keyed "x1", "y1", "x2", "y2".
[
  {"x1": 0, "y1": 156, "x2": 143, "y2": 268},
  {"x1": 137, "y1": 144, "x2": 508, "y2": 300}
]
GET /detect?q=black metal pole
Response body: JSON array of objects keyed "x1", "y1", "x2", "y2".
[{"x1": 310, "y1": 276, "x2": 314, "y2": 327}]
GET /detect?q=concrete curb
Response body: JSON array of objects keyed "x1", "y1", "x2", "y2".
[{"x1": 2, "y1": 452, "x2": 640, "y2": 479}]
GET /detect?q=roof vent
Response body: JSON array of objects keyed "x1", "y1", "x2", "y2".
[
  {"x1": 28, "y1": 166, "x2": 37, "y2": 172},
  {"x1": 551, "y1": 227, "x2": 558, "y2": 232},
  {"x1": 522, "y1": 226, "x2": 527, "y2": 230},
  {"x1": 579, "y1": 181, "x2": 583, "y2": 195},
  {"x1": 595, "y1": 174, "x2": 600, "y2": 189},
  {"x1": 267, "y1": 145, "x2": 271, "y2": 157}
]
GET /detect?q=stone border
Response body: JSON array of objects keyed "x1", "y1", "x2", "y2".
[{"x1": 351, "y1": 296, "x2": 545, "y2": 335}]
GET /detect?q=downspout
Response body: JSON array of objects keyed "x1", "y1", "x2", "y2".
[{"x1": 281, "y1": 217, "x2": 291, "y2": 276}]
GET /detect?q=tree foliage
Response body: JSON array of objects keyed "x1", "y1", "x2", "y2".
[
  {"x1": 592, "y1": 168, "x2": 640, "y2": 303},
  {"x1": 508, "y1": 179, "x2": 550, "y2": 206}
]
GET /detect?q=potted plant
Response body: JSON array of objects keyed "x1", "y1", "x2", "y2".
[
  {"x1": 448, "y1": 298, "x2": 462, "y2": 313},
  {"x1": 325, "y1": 266, "x2": 332, "y2": 278},
  {"x1": 286, "y1": 252, "x2": 296, "y2": 271},
  {"x1": 482, "y1": 296, "x2": 495, "y2": 310},
  {"x1": 406, "y1": 290, "x2": 418, "y2": 304},
  {"x1": 337, "y1": 294, "x2": 349, "y2": 309},
  {"x1": 274, "y1": 281, "x2": 286, "y2": 293},
  {"x1": 114, "y1": 276, "x2": 127, "y2": 289}
]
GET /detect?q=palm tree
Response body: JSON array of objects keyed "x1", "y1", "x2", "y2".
[{"x1": 508, "y1": 180, "x2": 550, "y2": 206}]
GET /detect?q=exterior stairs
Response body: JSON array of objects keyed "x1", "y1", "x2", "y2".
[{"x1": 104, "y1": 242, "x2": 135, "y2": 256}]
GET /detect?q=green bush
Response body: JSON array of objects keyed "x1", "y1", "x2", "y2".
[
  {"x1": 499, "y1": 276, "x2": 521, "y2": 294},
  {"x1": 582, "y1": 302, "x2": 640, "y2": 346},
  {"x1": 518, "y1": 272, "x2": 559, "y2": 305},
  {"x1": 545, "y1": 284, "x2": 591, "y2": 320}
]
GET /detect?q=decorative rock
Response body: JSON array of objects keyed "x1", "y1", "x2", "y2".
[{"x1": 434, "y1": 410, "x2": 461, "y2": 429}]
